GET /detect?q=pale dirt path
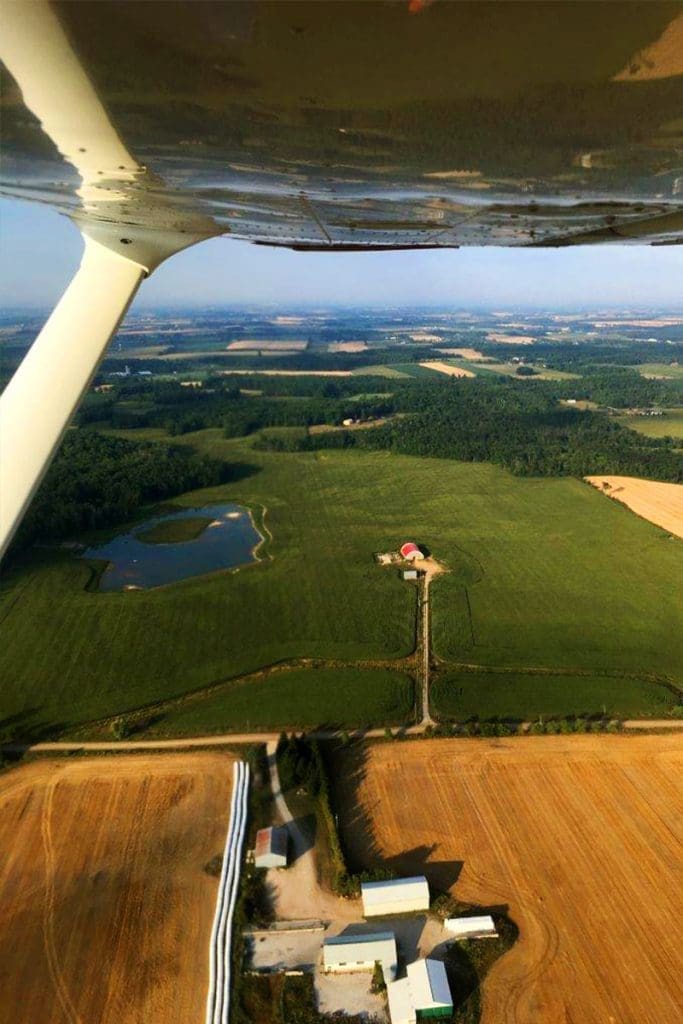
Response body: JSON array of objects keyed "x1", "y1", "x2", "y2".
[
  {"x1": 417, "y1": 558, "x2": 447, "y2": 727},
  {"x1": 264, "y1": 741, "x2": 359, "y2": 925},
  {"x1": 3, "y1": 716, "x2": 682, "y2": 757},
  {"x1": 419, "y1": 574, "x2": 435, "y2": 727}
]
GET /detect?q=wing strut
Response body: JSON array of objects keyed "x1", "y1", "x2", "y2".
[
  {"x1": 0, "y1": 236, "x2": 145, "y2": 557},
  {"x1": 0, "y1": 0, "x2": 221, "y2": 558}
]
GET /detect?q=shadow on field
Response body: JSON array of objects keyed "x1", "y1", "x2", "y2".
[
  {"x1": 327, "y1": 741, "x2": 463, "y2": 892},
  {"x1": 326, "y1": 740, "x2": 521, "y2": 1024},
  {"x1": 0, "y1": 708, "x2": 69, "y2": 757},
  {"x1": 287, "y1": 813, "x2": 317, "y2": 865},
  {"x1": 224, "y1": 461, "x2": 263, "y2": 484}
]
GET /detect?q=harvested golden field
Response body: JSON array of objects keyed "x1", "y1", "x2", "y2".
[
  {"x1": 336, "y1": 736, "x2": 683, "y2": 1024},
  {"x1": 419, "y1": 360, "x2": 475, "y2": 378},
  {"x1": 485, "y1": 333, "x2": 534, "y2": 344},
  {"x1": 0, "y1": 753, "x2": 235, "y2": 1024},
  {"x1": 226, "y1": 339, "x2": 308, "y2": 351},
  {"x1": 585, "y1": 475, "x2": 683, "y2": 539},
  {"x1": 328, "y1": 341, "x2": 368, "y2": 353},
  {"x1": 439, "y1": 347, "x2": 491, "y2": 361}
]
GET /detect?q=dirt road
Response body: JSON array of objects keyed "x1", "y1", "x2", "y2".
[
  {"x1": 2, "y1": 717, "x2": 682, "y2": 758},
  {"x1": 264, "y1": 742, "x2": 357, "y2": 924}
]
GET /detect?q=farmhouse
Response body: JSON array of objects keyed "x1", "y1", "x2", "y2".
[
  {"x1": 322, "y1": 931, "x2": 397, "y2": 981},
  {"x1": 400, "y1": 542, "x2": 424, "y2": 561},
  {"x1": 361, "y1": 876, "x2": 430, "y2": 917},
  {"x1": 254, "y1": 826, "x2": 288, "y2": 869},
  {"x1": 403, "y1": 569, "x2": 418, "y2": 581},
  {"x1": 445, "y1": 915, "x2": 498, "y2": 939}
]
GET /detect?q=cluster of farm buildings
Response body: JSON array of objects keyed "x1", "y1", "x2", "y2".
[
  {"x1": 252, "y1": 827, "x2": 497, "y2": 1023},
  {"x1": 376, "y1": 541, "x2": 426, "y2": 581}
]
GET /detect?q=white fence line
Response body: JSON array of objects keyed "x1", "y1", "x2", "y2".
[{"x1": 205, "y1": 760, "x2": 250, "y2": 1024}]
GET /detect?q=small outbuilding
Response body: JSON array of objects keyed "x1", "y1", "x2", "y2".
[
  {"x1": 254, "y1": 826, "x2": 288, "y2": 869},
  {"x1": 406, "y1": 958, "x2": 453, "y2": 1018},
  {"x1": 402, "y1": 569, "x2": 418, "y2": 581},
  {"x1": 361, "y1": 876, "x2": 430, "y2": 917},
  {"x1": 445, "y1": 915, "x2": 498, "y2": 939},
  {"x1": 400, "y1": 542, "x2": 424, "y2": 561},
  {"x1": 323, "y1": 931, "x2": 397, "y2": 981}
]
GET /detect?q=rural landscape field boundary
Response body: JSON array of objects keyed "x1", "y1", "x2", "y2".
[{"x1": 206, "y1": 760, "x2": 249, "y2": 1024}]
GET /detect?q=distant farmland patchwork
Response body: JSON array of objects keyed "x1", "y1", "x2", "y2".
[
  {"x1": 0, "y1": 753, "x2": 235, "y2": 1024},
  {"x1": 334, "y1": 735, "x2": 683, "y2": 1024},
  {"x1": 1, "y1": 437, "x2": 681, "y2": 737},
  {"x1": 617, "y1": 408, "x2": 683, "y2": 439}
]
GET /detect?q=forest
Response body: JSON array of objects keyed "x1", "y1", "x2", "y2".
[
  {"x1": 11, "y1": 431, "x2": 232, "y2": 552},
  {"x1": 258, "y1": 378, "x2": 683, "y2": 481}
]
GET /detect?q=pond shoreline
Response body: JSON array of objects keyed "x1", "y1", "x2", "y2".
[{"x1": 81, "y1": 501, "x2": 265, "y2": 592}]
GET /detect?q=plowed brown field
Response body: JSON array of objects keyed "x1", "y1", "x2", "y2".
[
  {"x1": 0, "y1": 752, "x2": 235, "y2": 1024},
  {"x1": 335, "y1": 736, "x2": 683, "y2": 1024}
]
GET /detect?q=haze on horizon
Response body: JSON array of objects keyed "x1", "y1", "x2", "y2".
[{"x1": 1, "y1": 197, "x2": 682, "y2": 314}]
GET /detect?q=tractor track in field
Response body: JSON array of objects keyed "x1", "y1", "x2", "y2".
[{"x1": 40, "y1": 780, "x2": 83, "y2": 1024}]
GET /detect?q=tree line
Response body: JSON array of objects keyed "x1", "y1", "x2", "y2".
[
  {"x1": 258, "y1": 378, "x2": 683, "y2": 482},
  {"x1": 10, "y1": 431, "x2": 232, "y2": 553}
]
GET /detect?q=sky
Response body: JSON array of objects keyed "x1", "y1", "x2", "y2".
[{"x1": 1, "y1": 197, "x2": 682, "y2": 313}]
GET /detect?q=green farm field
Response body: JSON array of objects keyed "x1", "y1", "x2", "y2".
[
  {"x1": 1, "y1": 431, "x2": 681, "y2": 738},
  {"x1": 146, "y1": 667, "x2": 415, "y2": 735},
  {"x1": 633, "y1": 363, "x2": 683, "y2": 380},
  {"x1": 430, "y1": 670, "x2": 678, "y2": 722},
  {"x1": 617, "y1": 409, "x2": 683, "y2": 440},
  {"x1": 449, "y1": 358, "x2": 581, "y2": 380}
]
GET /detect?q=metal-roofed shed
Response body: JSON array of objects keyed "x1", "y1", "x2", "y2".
[
  {"x1": 407, "y1": 958, "x2": 453, "y2": 1018},
  {"x1": 387, "y1": 977, "x2": 417, "y2": 1024},
  {"x1": 323, "y1": 931, "x2": 398, "y2": 981},
  {"x1": 361, "y1": 876, "x2": 430, "y2": 917},
  {"x1": 445, "y1": 915, "x2": 498, "y2": 939}
]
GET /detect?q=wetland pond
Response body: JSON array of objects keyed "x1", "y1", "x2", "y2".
[{"x1": 82, "y1": 502, "x2": 263, "y2": 591}]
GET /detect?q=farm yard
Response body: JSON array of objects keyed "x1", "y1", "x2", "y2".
[
  {"x1": 0, "y1": 752, "x2": 236, "y2": 1024},
  {"x1": 333, "y1": 735, "x2": 683, "y2": 1024},
  {"x1": 1, "y1": 437, "x2": 682, "y2": 739}
]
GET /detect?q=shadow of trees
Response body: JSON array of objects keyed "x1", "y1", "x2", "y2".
[
  {"x1": 324, "y1": 738, "x2": 520, "y2": 1023},
  {"x1": 0, "y1": 708, "x2": 70, "y2": 760}
]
